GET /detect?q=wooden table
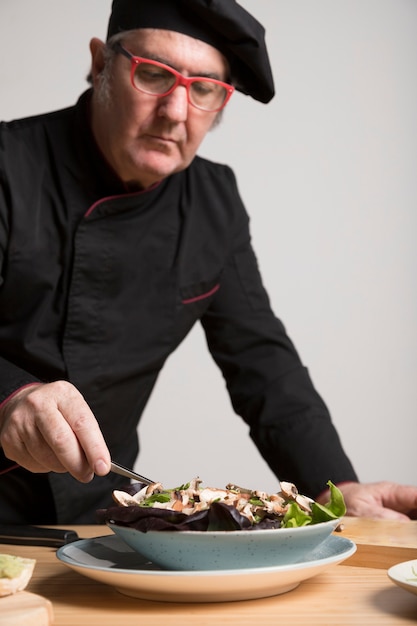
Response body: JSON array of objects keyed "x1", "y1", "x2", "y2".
[{"x1": 1, "y1": 518, "x2": 417, "y2": 625}]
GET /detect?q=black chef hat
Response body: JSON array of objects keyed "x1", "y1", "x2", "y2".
[{"x1": 106, "y1": 0, "x2": 275, "y2": 103}]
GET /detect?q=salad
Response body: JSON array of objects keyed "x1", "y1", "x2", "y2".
[{"x1": 97, "y1": 478, "x2": 346, "y2": 532}]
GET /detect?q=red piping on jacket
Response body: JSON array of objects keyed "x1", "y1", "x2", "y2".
[
  {"x1": 182, "y1": 283, "x2": 220, "y2": 304},
  {"x1": 0, "y1": 383, "x2": 42, "y2": 410},
  {"x1": 84, "y1": 181, "x2": 161, "y2": 217},
  {"x1": 0, "y1": 463, "x2": 19, "y2": 476}
]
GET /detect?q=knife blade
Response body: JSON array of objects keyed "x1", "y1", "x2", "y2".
[{"x1": 0, "y1": 525, "x2": 80, "y2": 547}]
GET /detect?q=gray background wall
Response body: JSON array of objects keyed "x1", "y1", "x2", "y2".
[{"x1": 1, "y1": 1, "x2": 416, "y2": 493}]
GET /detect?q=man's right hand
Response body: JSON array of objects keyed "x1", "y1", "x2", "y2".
[{"x1": 0, "y1": 381, "x2": 111, "y2": 482}]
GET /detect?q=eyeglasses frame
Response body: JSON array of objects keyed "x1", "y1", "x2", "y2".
[{"x1": 112, "y1": 42, "x2": 235, "y2": 112}]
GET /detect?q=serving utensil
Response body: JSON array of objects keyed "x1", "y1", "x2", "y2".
[{"x1": 110, "y1": 461, "x2": 154, "y2": 485}]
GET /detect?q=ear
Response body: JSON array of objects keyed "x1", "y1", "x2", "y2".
[{"x1": 89, "y1": 38, "x2": 106, "y2": 87}]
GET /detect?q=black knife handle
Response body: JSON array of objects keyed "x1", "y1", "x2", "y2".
[{"x1": 0, "y1": 525, "x2": 79, "y2": 547}]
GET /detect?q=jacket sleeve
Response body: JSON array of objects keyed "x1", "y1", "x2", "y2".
[
  {"x1": 200, "y1": 208, "x2": 358, "y2": 498},
  {"x1": 0, "y1": 133, "x2": 42, "y2": 404}
]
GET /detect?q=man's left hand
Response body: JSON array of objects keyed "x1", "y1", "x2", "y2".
[{"x1": 317, "y1": 481, "x2": 417, "y2": 520}]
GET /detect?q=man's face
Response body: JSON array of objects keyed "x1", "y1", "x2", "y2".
[{"x1": 89, "y1": 29, "x2": 230, "y2": 188}]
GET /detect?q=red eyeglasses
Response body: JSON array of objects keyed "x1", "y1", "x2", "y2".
[{"x1": 113, "y1": 42, "x2": 235, "y2": 112}]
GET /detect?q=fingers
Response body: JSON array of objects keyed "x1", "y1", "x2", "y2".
[
  {"x1": 339, "y1": 481, "x2": 417, "y2": 521},
  {"x1": 52, "y1": 384, "x2": 111, "y2": 479},
  {"x1": 0, "y1": 381, "x2": 111, "y2": 482},
  {"x1": 36, "y1": 398, "x2": 95, "y2": 481},
  {"x1": 362, "y1": 506, "x2": 411, "y2": 522},
  {"x1": 382, "y1": 483, "x2": 417, "y2": 516}
]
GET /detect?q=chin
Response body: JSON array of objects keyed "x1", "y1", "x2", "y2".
[{"x1": 132, "y1": 156, "x2": 187, "y2": 184}]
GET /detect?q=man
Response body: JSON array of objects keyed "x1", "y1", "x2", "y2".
[{"x1": 0, "y1": 0, "x2": 416, "y2": 524}]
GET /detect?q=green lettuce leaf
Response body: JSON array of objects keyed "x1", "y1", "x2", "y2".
[
  {"x1": 282, "y1": 502, "x2": 312, "y2": 527},
  {"x1": 311, "y1": 480, "x2": 346, "y2": 521},
  {"x1": 282, "y1": 481, "x2": 346, "y2": 528}
]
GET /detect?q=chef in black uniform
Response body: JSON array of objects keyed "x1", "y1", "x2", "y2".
[{"x1": 0, "y1": 0, "x2": 416, "y2": 523}]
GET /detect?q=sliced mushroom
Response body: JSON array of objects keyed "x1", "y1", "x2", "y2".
[
  {"x1": 112, "y1": 490, "x2": 141, "y2": 507},
  {"x1": 295, "y1": 494, "x2": 313, "y2": 513},
  {"x1": 279, "y1": 481, "x2": 299, "y2": 500}
]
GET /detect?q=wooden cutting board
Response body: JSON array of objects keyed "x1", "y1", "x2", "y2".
[{"x1": 0, "y1": 591, "x2": 53, "y2": 626}]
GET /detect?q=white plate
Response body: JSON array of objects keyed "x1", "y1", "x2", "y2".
[
  {"x1": 56, "y1": 534, "x2": 356, "y2": 603},
  {"x1": 388, "y1": 559, "x2": 417, "y2": 596}
]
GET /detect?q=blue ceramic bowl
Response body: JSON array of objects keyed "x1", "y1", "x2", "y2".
[{"x1": 107, "y1": 519, "x2": 340, "y2": 571}]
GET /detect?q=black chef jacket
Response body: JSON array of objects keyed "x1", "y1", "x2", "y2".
[{"x1": 0, "y1": 90, "x2": 357, "y2": 523}]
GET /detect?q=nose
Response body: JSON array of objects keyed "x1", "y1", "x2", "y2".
[{"x1": 157, "y1": 85, "x2": 189, "y2": 122}]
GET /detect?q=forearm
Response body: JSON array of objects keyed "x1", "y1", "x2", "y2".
[
  {"x1": 250, "y1": 409, "x2": 358, "y2": 499},
  {"x1": 202, "y1": 238, "x2": 358, "y2": 497}
]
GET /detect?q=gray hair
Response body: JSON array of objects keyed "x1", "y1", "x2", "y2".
[{"x1": 86, "y1": 32, "x2": 126, "y2": 104}]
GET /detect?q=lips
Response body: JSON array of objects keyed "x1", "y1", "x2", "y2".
[
  {"x1": 141, "y1": 133, "x2": 183, "y2": 155},
  {"x1": 147, "y1": 134, "x2": 178, "y2": 144}
]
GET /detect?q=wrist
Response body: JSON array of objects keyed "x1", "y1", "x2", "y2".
[
  {"x1": 0, "y1": 383, "x2": 42, "y2": 409},
  {"x1": 0, "y1": 383, "x2": 43, "y2": 429}
]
